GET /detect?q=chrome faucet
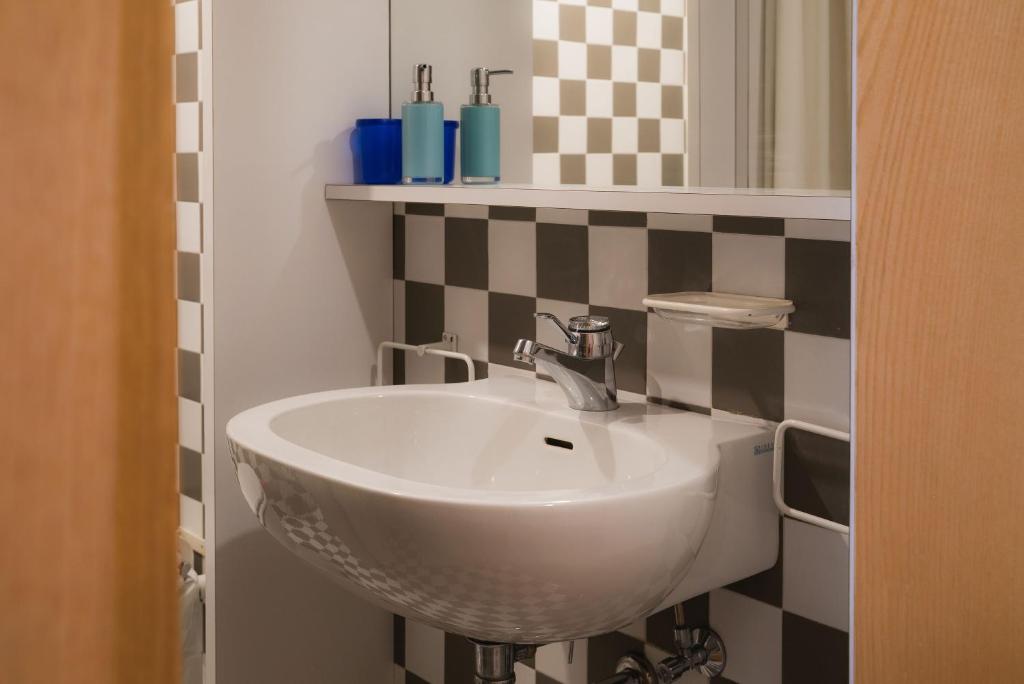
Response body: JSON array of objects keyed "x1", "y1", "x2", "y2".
[{"x1": 513, "y1": 313, "x2": 623, "y2": 411}]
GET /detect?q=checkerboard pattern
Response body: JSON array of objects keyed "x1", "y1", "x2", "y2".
[
  {"x1": 390, "y1": 202, "x2": 851, "y2": 683},
  {"x1": 174, "y1": 0, "x2": 206, "y2": 566},
  {"x1": 532, "y1": 0, "x2": 687, "y2": 186}
]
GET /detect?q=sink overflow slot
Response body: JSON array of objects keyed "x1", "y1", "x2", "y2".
[{"x1": 544, "y1": 437, "x2": 574, "y2": 450}]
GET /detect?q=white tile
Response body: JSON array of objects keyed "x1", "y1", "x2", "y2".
[
  {"x1": 559, "y1": 116, "x2": 588, "y2": 154},
  {"x1": 585, "y1": 79, "x2": 614, "y2": 118},
  {"x1": 533, "y1": 0, "x2": 560, "y2": 41},
  {"x1": 394, "y1": 280, "x2": 406, "y2": 342},
  {"x1": 445, "y1": 203, "x2": 489, "y2": 219},
  {"x1": 513, "y1": 662, "x2": 536, "y2": 684},
  {"x1": 585, "y1": 5, "x2": 614, "y2": 45},
  {"x1": 536, "y1": 207, "x2": 588, "y2": 225},
  {"x1": 178, "y1": 300, "x2": 202, "y2": 353},
  {"x1": 536, "y1": 641, "x2": 587, "y2": 684},
  {"x1": 174, "y1": 0, "x2": 200, "y2": 54},
  {"x1": 783, "y1": 518, "x2": 851, "y2": 632},
  {"x1": 661, "y1": 49, "x2": 686, "y2": 85},
  {"x1": 661, "y1": 118, "x2": 685, "y2": 154},
  {"x1": 533, "y1": 153, "x2": 561, "y2": 186},
  {"x1": 588, "y1": 225, "x2": 647, "y2": 310},
  {"x1": 647, "y1": 212, "x2": 711, "y2": 232},
  {"x1": 404, "y1": 214, "x2": 444, "y2": 285},
  {"x1": 179, "y1": 494, "x2": 204, "y2": 538},
  {"x1": 585, "y1": 153, "x2": 614, "y2": 187},
  {"x1": 662, "y1": 0, "x2": 686, "y2": 17},
  {"x1": 619, "y1": 618, "x2": 646, "y2": 642},
  {"x1": 405, "y1": 354, "x2": 445, "y2": 385},
  {"x1": 489, "y1": 219, "x2": 537, "y2": 297},
  {"x1": 405, "y1": 620, "x2": 445, "y2": 684},
  {"x1": 784, "y1": 332, "x2": 851, "y2": 432},
  {"x1": 176, "y1": 102, "x2": 200, "y2": 153},
  {"x1": 636, "y1": 81, "x2": 662, "y2": 119},
  {"x1": 445, "y1": 286, "x2": 489, "y2": 362},
  {"x1": 536, "y1": 299, "x2": 589, "y2": 349},
  {"x1": 392, "y1": 664, "x2": 405, "y2": 684},
  {"x1": 611, "y1": 45, "x2": 639, "y2": 82},
  {"x1": 178, "y1": 397, "x2": 203, "y2": 453},
  {"x1": 611, "y1": 0, "x2": 639, "y2": 10},
  {"x1": 646, "y1": 313, "x2": 711, "y2": 407},
  {"x1": 394, "y1": 202, "x2": 406, "y2": 215},
  {"x1": 558, "y1": 40, "x2": 588, "y2": 80},
  {"x1": 636, "y1": 11, "x2": 662, "y2": 48},
  {"x1": 176, "y1": 202, "x2": 202, "y2": 253},
  {"x1": 709, "y1": 589, "x2": 782, "y2": 684},
  {"x1": 612, "y1": 117, "x2": 639, "y2": 154},
  {"x1": 785, "y1": 219, "x2": 850, "y2": 242},
  {"x1": 533, "y1": 77, "x2": 561, "y2": 117},
  {"x1": 712, "y1": 233, "x2": 785, "y2": 298},
  {"x1": 637, "y1": 153, "x2": 661, "y2": 187}
]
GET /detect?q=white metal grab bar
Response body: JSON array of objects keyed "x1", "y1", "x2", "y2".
[
  {"x1": 376, "y1": 336, "x2": 475, "y2": 386},
  {"x1": 772, "y1": 419, "x2": 850, "y2": 535}
]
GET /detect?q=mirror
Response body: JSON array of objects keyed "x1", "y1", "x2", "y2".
[{"x1": 391, "y1": 0, "x2": 851, "y2": 191}]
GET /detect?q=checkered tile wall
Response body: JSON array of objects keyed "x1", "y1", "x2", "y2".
[
  {"x1": 174, "y1": 0, "x2": 205, "y2": 569},
  {"x1": 532, "y1": 0, "x2": 687, "y2": 186},
  {"x1": 390, "y1": 202, "x2": 851, "y2": 684}
]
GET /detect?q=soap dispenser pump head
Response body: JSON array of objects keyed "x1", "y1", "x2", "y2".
[
  {"x1": 411, "y1": 64, "x2": 435, "y2": 102},
  {"x1": 469, "y1": 67, "x2": 513, "y2": 105}
]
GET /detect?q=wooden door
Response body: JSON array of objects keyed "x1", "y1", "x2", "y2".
[
  {"x1": 0, "y1": 2, "x2": 179, "y2": 682},
  {"x1": 856, "y1": 2, "x2": 1024, "y2": 681}
]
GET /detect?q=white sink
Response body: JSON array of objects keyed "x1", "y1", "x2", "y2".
[{"x1": 226, "y1": 376, "x2": 778, "y2": 644}]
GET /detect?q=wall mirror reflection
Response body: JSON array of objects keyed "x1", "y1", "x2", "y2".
[{"x1": 391, "y1": 0, "x2": 851, "y2": 191}]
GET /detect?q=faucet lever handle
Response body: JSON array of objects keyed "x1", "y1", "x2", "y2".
[{"x1": 533, "y1": 312, "x2": 578, "y2": 344}]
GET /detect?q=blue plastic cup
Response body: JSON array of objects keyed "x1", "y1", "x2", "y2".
[
  {"x1": 352, "y1": 118, "x2": 402, "y2": 184},
  {"x1": 444, "y1": 120, "x2": 459, "y2": 184}
]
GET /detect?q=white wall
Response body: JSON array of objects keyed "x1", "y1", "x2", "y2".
[{"x1": 212, "y1": 1, "x2": 393, "y2": 681}]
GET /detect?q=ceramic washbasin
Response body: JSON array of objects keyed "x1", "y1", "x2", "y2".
[{"x1": 226, "y1": 376, "x2": 778, "y2": 643}]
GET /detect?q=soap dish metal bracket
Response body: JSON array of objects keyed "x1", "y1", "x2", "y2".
[
  {"x1": 375, "y1": 332, "x2": 475, "y2": 385},
  {"x1": 643, "y1": 291, "x2": 795, "y2": 330}
]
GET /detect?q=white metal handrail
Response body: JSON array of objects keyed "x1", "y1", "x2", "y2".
[
  {"x1": 772, "y1": 419, "x2": 851, "y2": 535},
  {"x1": 376, "y1": 338, "x2": 475, "y2": 386}
]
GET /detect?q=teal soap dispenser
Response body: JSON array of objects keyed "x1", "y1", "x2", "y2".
[
  {"x1": 460, "y1": 67, "x2": 513, "y2": 184},
  {"x1": 402, "y1": 64, "x2": 444, "y2": 184}
]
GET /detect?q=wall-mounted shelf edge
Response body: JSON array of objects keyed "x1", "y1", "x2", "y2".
[{"x1": 324, "y1": 183, "x2": 851, "y2": 220}]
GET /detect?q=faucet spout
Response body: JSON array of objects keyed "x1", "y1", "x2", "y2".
[{"x1": 512, "y1": 333, "x2": 620, "y2": 411}]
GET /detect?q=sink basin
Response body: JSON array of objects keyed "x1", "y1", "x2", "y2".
[{"x1": 226, "y1": 376, "x2": 777, "y2": 643}]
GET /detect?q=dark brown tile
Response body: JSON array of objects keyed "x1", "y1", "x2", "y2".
[
  {"x1": 589, "y1": 210, "x2": 646, "y2": 227},
  {"x1": 588, "y1": 44, "x2": 612, "y2": 80},
  {"x1": 175, "y1": 52, "x2": 198, "y2": 102},
  {"x1": 638, "y1": 48, "x2": 660, "y2": 82},
  {"x1": 713, "y1": 215, "x2": 785, "y2": 236},
  {"x1": 648, "y1": 230, "x2": 711, "y2": 294},
  {"x1": 393, "y1": 214, "x2": 405, "y2": 279},
  {"x1": 639, "y1": 0, "x2": 660, "y2": 11},
  {"x1": 590, "y1": 305, "x2": 646, "y2": 394},
  {"x1": 712, "y1": 328, "x2": 784, "y2": 421},
  {"x1": 178, "y1": 349, "x2": 200, "y2": 402},
  {"x1": 613, "y1": 82, "x2": 636, "y2": 117},
  {"x1": 488, "y1": 292, "x2": 537, "y2": 370},
  {"x1": 785, "y1": 239, "x2": 851, "y2": 338},
  {"x1": 445, "y1": 358, "x2": 489, "y2": 383},
  {"x1": 534, "y1": 116, "x2": 559, "y2": 153},
  {"x1": 176, "y1": 153, "x2": 199, "y2": 202},
  {"x1": 613, "y1": 154, "x2": 637, "y2": 185},
  {"x1": 560, "y1": 154, "x2": 586, "y2": 184},
  {"x1": 536, "y1": 674, "x2": 560, "y2": 684},
  {"x1": 537, "y1": 223, "x2": 588, "y2": 303},
  {"x1": 588, "y1": 631, "x2": 645, "y2": 681},
  {"x1": 177, "y1": 252, "x2": 200, "y2": 302},
  {"x1": 612, "y1": 10, "x2": 637, "y2": 46},
  {"x1": 405, "y1": 281, "x2": 444, "y2": 346},
  {"x1": 647, "y1": 396, "x2": 711, "y2": 414},
  {"x1": 534, "y1": 39, "x2": 559, "y2": 78},
  {"x1": 782, "y1": 612, "x2": 849, "y2": 684},
  {"x1": 489, "y1": 206, "x2": 536, "y2": 221},
  {"x1": 784, "y1": 429, "x2": 850, "y2": 527},
  {"x1": 638, "y1": 118, "x2": 660, "y2": 152},
  {"x1": 588, "y1": 117, "x2": 612, "y2": 153},
  {"x1": 179, "y1": 446, "x2": 202, "y2": 501},
  {"x1": 662, "y1": 154, "x2": 684, "y2": 186},
  {"x1": 445, "y1": 217, "x2": 488, "y2": 289},
  {"x1": 444, "y1": 632, "x2": 476, "y2": 683},
  {"x1": 393, "y1": 349, "x2": 405, "y2": 385},
  {"x1": 662, "y1": 85, "x2": 684, "y2": 118},
  {"x1": 662, "y1": 15, "x2": 684, "y2": 49},
  {"x1": 405, "y1": 202, "x2": 444, "y2": 216},
  {"x1": 405, "y1": 671, "x2": 429, "y2": 684},
  {"x1": 559, "y1": 3, "x2": 586, "y2": 42},
  {"x1": 726, "y1": 517, "x2": 784, "y2": 607},
  {"x1": 560, "y1": 79, "x2": 586, "y2": 116},
  {"x1": 393, "y1": 615, "x2": 405, "y2": 666}
]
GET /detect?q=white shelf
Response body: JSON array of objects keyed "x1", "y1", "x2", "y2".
[
  {"x1": 324, "y1": 183, "x2": 851, "y2": 220},
  {"x1": 644, "y1": 291, "x2": 795, "y2": 330}
]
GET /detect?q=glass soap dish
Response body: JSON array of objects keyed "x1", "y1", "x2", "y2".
[{"x1": 643, "y1": 292, "x2": 795, "y2": 330}]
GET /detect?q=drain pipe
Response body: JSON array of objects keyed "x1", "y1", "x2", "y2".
[
  {"x1": 593, "y1": 604, "x2": 726, "y2": 684},
  {"x1": 471, "y1": 640, "x2": 537, "y2": 684}
]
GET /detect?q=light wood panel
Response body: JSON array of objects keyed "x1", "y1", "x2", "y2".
[
  {"x1": 857, "y1": 2, "x2": 1024, "y2": 681},
  {"x1": 0, "y1": 1, "x2": 178, "y2": 682}
]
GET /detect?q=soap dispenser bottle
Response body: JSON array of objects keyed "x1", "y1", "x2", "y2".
[
  {"x1": 460, "y1": 67, "x2": 513, "y2": 184},
  {"x1": 402, "y1": 64, "x2": 444, "y2": 184}
]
